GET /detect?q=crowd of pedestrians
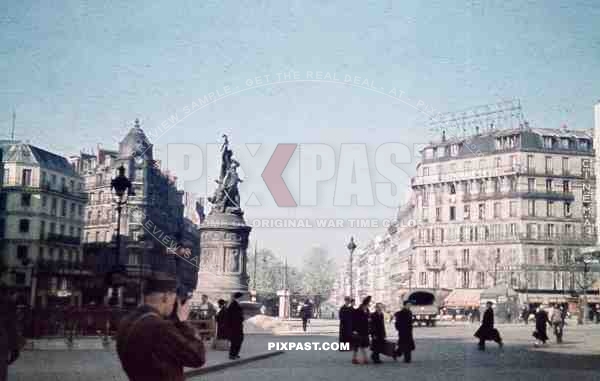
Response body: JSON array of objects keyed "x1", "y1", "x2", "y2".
[{"x1": 338, "y1": 296, "x2": 415, "y2": 365}]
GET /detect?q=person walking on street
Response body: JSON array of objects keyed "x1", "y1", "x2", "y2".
[
  {"x1": 338, "y1": 297, "x2": 353, "y2": 351},
  {"x1": 394, "y1": 300, "x2": 415, "y2": 363},
  {"x1": 215, "y1": 299, "x2": 228, "y2": 340},
  {"x1": 116, "y1": 277, "x2": 205, "y2": 381},
  {"x1": 369, "y1": 303, "x2": 386, "y2": 364},
  {"x1": 351, "y1": 296, "x2": 371, "y2": 365},
  {"x1": 521, "y1": 306, "x2": 529, "y2": 325},
  {"x1": 533, "y1": 305, "x2": 551, "y2": 347},
  {"x1": 474, "y1": 301, "x2": 503, "y2": 351},
  {"x1": 550, "y1": 304, "x2": 564, "y2": 344},
  {"x1": 300, "y1": 300, "x2": 312, "y2": 332},
  {"x1": 225, "y1": 292, "x2": 245, "y2": 360}
]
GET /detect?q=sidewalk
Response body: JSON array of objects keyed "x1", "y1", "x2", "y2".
[{"x1": 9, "y1": 335, "x2": 282, "y2": 381}]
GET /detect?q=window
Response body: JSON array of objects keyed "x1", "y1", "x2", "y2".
[
  {"x1": 545, "y1": 248, "x2": 555, "y2": 264},
  {"x1": 70, "y1": 180, "x2": 75, "y2": 191},
  {"x1": 464, "y1": 161, "x2": 472, "y2": 172},
  {"x1": 544, "y1": 136, "x2": 553, "y2": 149},
  {"x1": 449, "y1": 184, "x2": 456, "y2": 194},
  {"x1": 51, "y1": 198, "x2": 57, "y2": 213},
  {"x1": 61, "y1": 200, "x2": 67, "y2": 217},
  {"x1": 462, "y1": 249, "x2": 470, "y2": 265},
  {"x1": 528, "y1": 200, "x2": 536, "y2": 216},
  {"x1": 19, "y1": 219, "x2": 30, "y2": 233},
  {"x1": 433, "y1": 272, "x2": 440, "y2": 288},
  {"x1": 50, "y1": 222, "x2": 56, "y2": 233},
  {"x1": 564, "y1": 202, "x2": 571, "y2": 217},
  {"x1": 95, "y1": 231, "x2": 100, "y2": 241},
  {"x1": 563, "y1": 180, "x2": 570, "y2": 193},
  {"x1": 60, "y1": 224, "x2": 65, "y2": 235},
  {"x1": 449, "y1": 206, "x2": 456, "y2": 221},
  {"x1": 450, "y1": 144, "x2": 459, "y2": 156},
  {"x1": 464, "y1": 205, "x2": 470, "y2": 220},
  {"x1": 85, "y1": 232, "x2": 90, "y2": 242},
  {"x1": 509, "y1": 223, "x2": 517, "y2": 236},
  {"x1": 70, "y1": 203, "x2": 75, "y2": 216},
  {"x1": 493, "y1": 179, "x2": 500, "y2": 193},
  {"x1": 545, "y1": 157, "x2": 553, "y2": 174},
  {"x1": 61, "y1": 177, "x2": 66, "y2": 190},
  {"x1": 51, "y1": 174, "x2": 57, "y2": 186},
  {"x1": 487, "y1": 201, "x2": 500, "y2": 219},
  {"x1": 69, "y1": 226, "x2": 74, "y2": 236},
  {"x1": 547, "y1": 201, "x2": 554, "y2": 217},
  {"x1": 495, "y1": 157, "x2": 501, "y2": 168},
  {"x1": 528, "y1": 249, "x2": 538, "y2": 264},
  {"x1": 77, "y1": 228, "x2": 81, "y2": 239},
  {"x1": 21, "y1": 193, "x2": 31, "y2": 207},
  {"x1": 579, "y1": 139, "x2": 590, "y2": 150},
  {"x1": 423, "y1": 167, "x2": 429, "y2": 176},
  {"x1": 527, "y1": 178, "x2": 535, "y2": 192},
  {"x1": 21, "y1": 169, "x2": 32, "y2": 186},
  {"x1": 42, "y1": 195, "x2": 47, "y2": 208},
  {"x1": 2, "y1": 168, "x2": 9, "y2": 184},
  {"x1": 509, "y1": 201, "x2": 517, "y2": 217},
  {"x1": 547, "y1": 224, "x2": 555, "y2": 238},
  {"x1": 479, "y1": 180, "x2": 486, "y2": 194},
  {"x1": 546, "y1": 179, "x2": 552, "y2": 192},
  {"x1": 562, "y1": 157, "x2": 569, "y2": 175},
  {"x1": 419, "y1": 272, "x2": 427, "y2": 286},
  {"x1": 478, "y1": 203, "x2": 485, "y2": 220},
  {"x1": 527, "y1": 155, "x2": 534, "y2": 172},
  {"x1": 433, "y1": 250, "x2": 440, "y2": 264},
  {"x1": 78, "y1": 204, "x2": 83, "y2": 216},
  {"x1": 422, "y1": 208, "x2": 428, "y2": 222},
  {"x1": 477, "y1": 272, "x2": 485, "y2": 288},
  {"x1": 526, "y1": 223, "x2": 534, "y2": 238},
  {"x1": 462, "y1": 271, "x2": 470, "y2": 288},
  {"x1": 509, "y1": 178, "x2": 517, "y2": 192},
  {"x1": 435, "y1": 207, "x2": 441, "y2": 222}
]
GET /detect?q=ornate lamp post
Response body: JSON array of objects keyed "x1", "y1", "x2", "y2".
[
  {"x1": 347, "y1": 237, "x2": 357, "y2": 300},
  {"x1": 107, "y1": 165, "x2": 134, "y2": 307},
  {"x1": 575, "y1": 252, "x2": 599, "y2": 324}
]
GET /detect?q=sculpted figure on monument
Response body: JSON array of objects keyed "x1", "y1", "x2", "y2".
[{"x1": 207, "y1": 135, "x2": 244, "y2": 215}]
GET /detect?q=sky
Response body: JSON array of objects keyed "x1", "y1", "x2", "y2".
[{"x1": 1, "y1": 0, "x2": 599, "y2": 266}]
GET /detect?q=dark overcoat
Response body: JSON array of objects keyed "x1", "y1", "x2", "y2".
[
  {"x1": 338, "y1": 305, "x2": 353, "y2": 344},
  {"x1": 474, "y1": 308, "x2": 501, "y2": 342},
  {"x1": 533, "y1": 310, "x2": 549, "y2": 342},
  {"x1": 394, "y1": 309, "x2": 415, "y2": 352},
  {"x1": 369, "y1": 311, "x2": 386, "y2": 352},
  {"x1": 116, "y1": 305, "x2": 205, "y2": 381},
  {"x1": 215, "y1": 307, "x2": 228, "y2": 339},
  {"x1": 352, "y1": 307, "x2": 370, "y2": 348},
  {"x1": 224, "y1": 300, "x2": 244, "y2": 340}
]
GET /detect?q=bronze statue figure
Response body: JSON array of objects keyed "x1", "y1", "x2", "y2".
[{"x1": 208, "y1": 135, "x2": 244, "y2": 215}]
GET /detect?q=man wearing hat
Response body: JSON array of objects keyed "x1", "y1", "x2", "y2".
[
  {"x1": 225, "y1": 292, "x2": 245, "y2": 360},
  {"x1": 116, "y1": 276, "x2": 205, "y2": 381}
]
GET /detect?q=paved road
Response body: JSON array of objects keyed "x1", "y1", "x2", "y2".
[{"x1": 190, "y1": 324, "x2": 600, "y2": 381}]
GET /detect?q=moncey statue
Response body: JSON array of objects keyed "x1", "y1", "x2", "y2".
[{"x1": 208, "y1": 135, "x2": 244, "y2": 215}]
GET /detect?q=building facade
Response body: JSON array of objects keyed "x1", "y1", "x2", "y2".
[
  {"x1": 0, "y1": 141, "x2": 89, "y2": 308},
  {"x1": 411, "y1": 125, "x2": 596, "y2": 301},
  {"x1": 69, "y1": 120, "x2": 184, "y2": 307}
]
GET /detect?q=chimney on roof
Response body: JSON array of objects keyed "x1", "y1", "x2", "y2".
[
  {"x1": 475, "y1": 126, "x2": 480, "y2": 135},
  {"x1": 441, "y1": 130, "x2": 446, "y2": 142}
]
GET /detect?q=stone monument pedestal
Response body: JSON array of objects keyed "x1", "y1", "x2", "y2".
[
  {"x1": 277, "y1": 289, "x2": 291, "y2": 319},
  {"x1": 192, "y1": 212, "x2": 252, "y2": 304}
]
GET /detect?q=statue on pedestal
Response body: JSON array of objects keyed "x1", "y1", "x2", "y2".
[{"x1": 208, "y1": 135, "x2": 244, "y2": 215}]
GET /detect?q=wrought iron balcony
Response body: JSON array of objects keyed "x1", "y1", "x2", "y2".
[{"x1": 44, "y1": 233, "x2": 81, "y2": 245}]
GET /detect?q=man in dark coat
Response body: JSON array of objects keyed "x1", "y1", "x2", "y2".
[
  {"x1": 116, "y1": 277, "x2": 205, "y2": 381},
  {"x1": 300, "y1": 300, "x2": 312, "y2": 332},
  {"x1": 215, "y1": 299, "x2": 228, "y2": 340},
  {"x1": 533, "y1": 305, "x2": 550, "y2": 346},
  {"x1": 225, "y1": 292, "x2": 245, "y2": 360},
  {"x1": 369, "y1": 302, "x2": 386, "y2": 364},
  {"x1": 394, "y1": 300, "x2": 416, "y2": 363},
  {"x1": 338, "y1": 297, "x2": 353, "y2": 351},
  {"x1": 0, "y1": 289, "x2": 21, "y2": 381},
  {"x1": 474, "y1": 301, "x2": 503, "y2": 351}
]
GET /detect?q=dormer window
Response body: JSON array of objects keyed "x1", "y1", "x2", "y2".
[
  {"x1": 578, "y1": 139, "x2": 590, "y2": 151},
  {"x1": 560, "y1": 138, "x2": 570, "y2": 149},
  {"x1": 425, "y1": 148, "x2": 434, "y2": 159}
]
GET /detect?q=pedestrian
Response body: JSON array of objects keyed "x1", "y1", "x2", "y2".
[
  {"x1": 300, "y1": 300, "x2": 312, "y2": 332},
  {"x1": 351, "y1": 296, "x2": 371, "y2": 365},
  {"x1": 369, "y1": 303, "x2": 386, "y2": 364},
  {"x1": 394, "y1": 300, "x2": 415, "y2": 363},
  {"x1": 533, "y1": 305, "x2": 551, "y2": 347},
  {"x1": 474, "y1": 301, "x2": 503, "y2": 351},
  {"x1": 225, "y1": 292, "x2": 245, "y2": 360},
  {"x1": 116, "y1": 277, "x2": 205, "y2": 381},
  {"x1": 550, "y1": 304, "x2": 564, "y2": 344},
  {"x1": 215, "y1": 299, "x2": 228, "y2": 340},
  {"x1": 521, "y1": 305, "x2": 529, "y2": 325},
  {"x1": 338, "y1": 297, "x2": 353, "y2": 351},
  {"x1": 198, "y1": 294, "x2": 216, "y2": 320}
]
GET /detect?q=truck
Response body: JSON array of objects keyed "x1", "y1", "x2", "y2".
[{"x1": 403, "y1": 289, "x2": 440, "y2": 327}]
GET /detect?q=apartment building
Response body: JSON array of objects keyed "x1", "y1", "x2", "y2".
[
  {"x1": 0, "y1": 141, "x2": 89, "y2": 308},
  {"x1": 69, "y1": 120, "x2": 184, "y2": 307},
  {"x1": 411, "y1": 125, "x2": 596, "y2": 301}
]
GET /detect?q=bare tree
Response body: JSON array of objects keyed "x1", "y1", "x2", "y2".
[{"x1": 300, "y1": 247, "x2": 336, "y2": 316}]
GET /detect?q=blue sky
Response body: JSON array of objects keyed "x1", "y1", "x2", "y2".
[{"x1": 1, "y1": 0, "x2": 599, "y2": 265}]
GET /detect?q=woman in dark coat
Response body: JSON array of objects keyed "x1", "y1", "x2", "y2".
[
  {"x1": 533, "y1": 305, "x2": 551, "y2": 346},
  {"x1": 394, "y1": 300, "x2": 416, "y2": 363},
  {"x1": 474, "y1": 301, "x2": 503, "y2": 351},
  {"x1": 338, "y1": 297, "x2": 353, "y2": 351},
  {"x1": 215, "y1": 299, "x2": 228, "y2": 339},
  {"x1": 369, "y1": 303, "x2": 386, "y2": 363},
  {"x1": 351, "y1": 296, "x2": 371, "y2": 364}
]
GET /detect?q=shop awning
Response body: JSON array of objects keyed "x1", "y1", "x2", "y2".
[
  {"x1": 521, "y1": 294, "x2": 576, "y2": 304},
  {"x1": 443, "y1": 289, "x2": 483, "y2": 308}
]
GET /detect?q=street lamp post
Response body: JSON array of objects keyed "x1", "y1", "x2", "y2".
[
  {"x1": 107, "y1": 165, "x2": 134, "y2": 307},
  {"x1": 575, "y1": 252, "x2": 599, "y2": 325},
  {"x1": 347, "y1": 237, "x2": 357, "y2": 300}
]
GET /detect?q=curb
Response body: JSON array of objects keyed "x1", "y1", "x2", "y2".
[{"x1": 184, "y1": 350, "x2": 285, "y2": 378}]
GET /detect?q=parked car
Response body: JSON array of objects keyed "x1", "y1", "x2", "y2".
[{"x1": 404, "y1": 289, "x2": 440, "y2": 327}]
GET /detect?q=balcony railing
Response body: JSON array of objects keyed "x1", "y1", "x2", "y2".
[
  {"x1": 462, "y1": 190, "x2": 574, "y2": 202},
  {"x1": 44, "y1": 233, "x2": 81, "y2": 245}
]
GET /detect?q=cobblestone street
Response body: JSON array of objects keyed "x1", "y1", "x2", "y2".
[
  {"x1": 9, "y1": 323, "x2": 600, "y2": 380},
  {"x1": 192, "y1": 323, "x2": 600, "y2": 381}
]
